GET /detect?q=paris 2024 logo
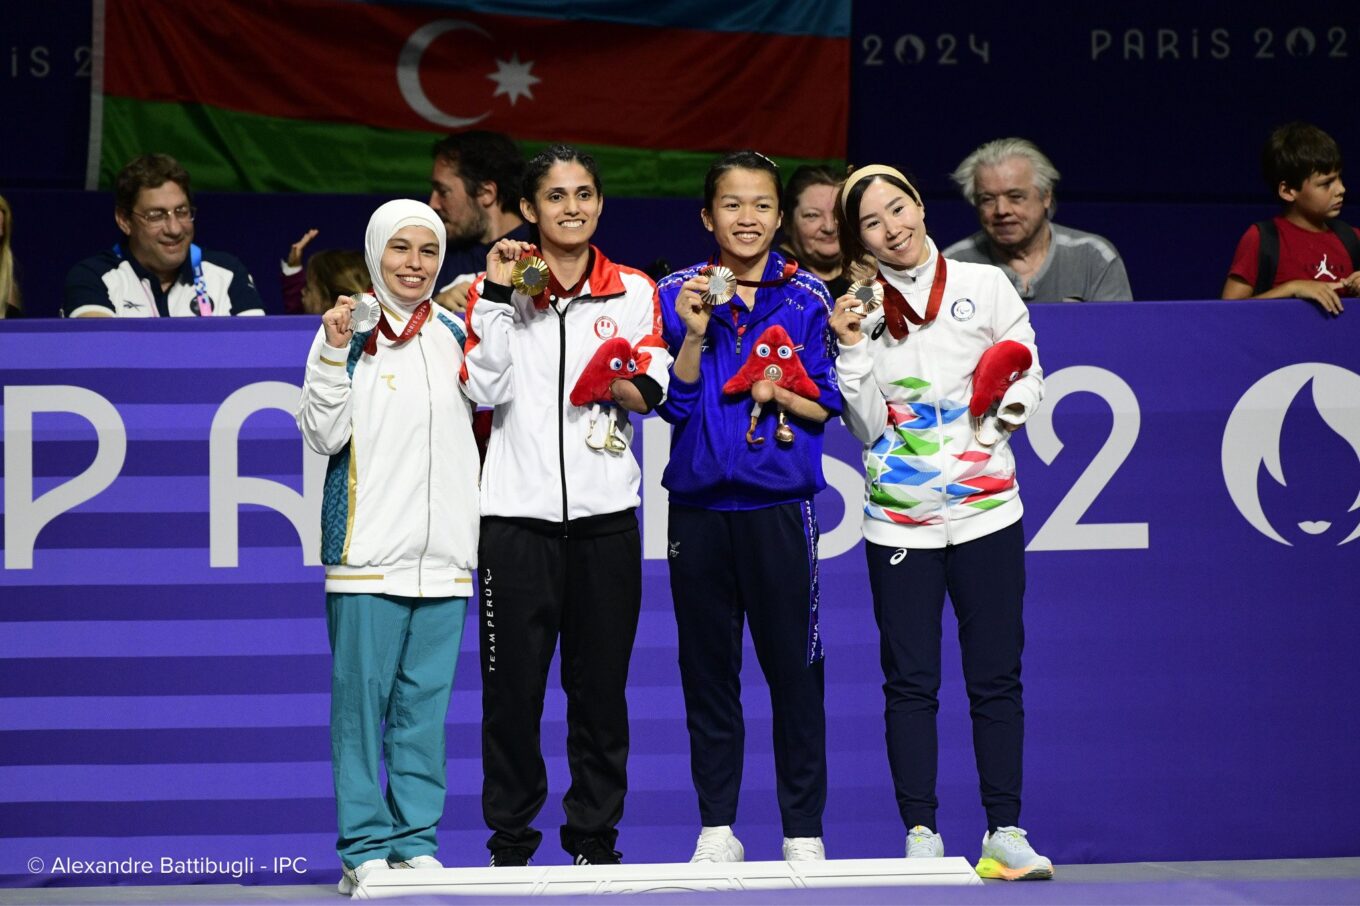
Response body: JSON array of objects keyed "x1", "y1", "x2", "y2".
[{"x1": 1222, "y1": 363, "x2": 1360, "y2": 546}]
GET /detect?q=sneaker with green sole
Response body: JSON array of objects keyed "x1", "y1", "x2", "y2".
[{"x1": 975, "y1": 826, "x2": 1053, "y2": 880}]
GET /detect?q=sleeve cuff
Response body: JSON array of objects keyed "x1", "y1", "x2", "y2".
[
  {"x1": 481, "y1": 281, "x2": 513, "y2": 305},
  {"x1": 631, "y1": 374, "x2": 663, "y2": 411},
  {"x1": 318, "y1": 342, "x2": 350, "y2": 368},
  {"x1": 281, "y1": 261, "x2": 303, "y2": 276}
]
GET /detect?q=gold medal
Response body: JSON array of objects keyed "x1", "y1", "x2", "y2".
[
  {"x1": 511, "y1": 256, "x2": 550, "y2": 296},
  {"x1": 351, "y1": 293, "x2": 380, "y2": 333},
  {"x1": 848, "y1": 279, "x2": 884, "y2": 314},
  {"x1": 700, "y1": 265, "x2": 737, "y2": 307}
]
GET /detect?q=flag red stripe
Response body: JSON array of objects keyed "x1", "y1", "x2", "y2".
[{"x1": 104, "y1": 0, "x2": 847, "y2": 159}]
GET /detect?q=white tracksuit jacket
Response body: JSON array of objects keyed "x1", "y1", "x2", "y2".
[
  {"x1": 296, "y1": 305, "x2": 480, "y2": 597},
  {"x1": 461, "y1": 247, "x2": 671, "y2": 522},
  {"x1": 835, "y1": 239, "x2": 1044, "y2": 548}
]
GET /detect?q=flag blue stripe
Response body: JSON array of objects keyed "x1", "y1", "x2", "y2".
[{"x1": 350, "y1": 0, "x2": 850, "y2": 38}]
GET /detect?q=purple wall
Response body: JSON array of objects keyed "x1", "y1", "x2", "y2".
[{"x1": 2, "y1": 301, "x2": 1358, "y2": 887}]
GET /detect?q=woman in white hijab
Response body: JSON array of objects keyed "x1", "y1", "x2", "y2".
[{"x1": 297, "y1": 199, "x2": 481, "y2": 895}]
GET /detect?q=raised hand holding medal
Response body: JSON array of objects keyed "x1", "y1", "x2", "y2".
[{"x1": 485, "y1": 238, "x2": 538, "y2": 288}]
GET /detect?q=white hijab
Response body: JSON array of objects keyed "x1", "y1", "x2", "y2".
[{"x1": 363, "y1": 199, "x2": 446, "y2": 312}]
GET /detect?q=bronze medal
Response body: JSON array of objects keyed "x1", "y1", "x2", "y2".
[
  {"x1": 700, "y1": 265, "x2": 737, "y2": 307},
  {"x1": 763, "y1": 364, "x2": 784, "y2": 382},
  {"x1": 848, "y1": 279, "x2": 884, "y2": 314},
  {"x1": 511, "y1": 256, "x2": 550, "y2": 296}
]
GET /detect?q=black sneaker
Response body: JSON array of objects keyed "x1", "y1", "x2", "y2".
[
  {"x1": 489, "y1": 848, "x2": 532, "y2": 867},
  {"x1": 570, "y1": 838, "x2": 622, "y2": 865}
]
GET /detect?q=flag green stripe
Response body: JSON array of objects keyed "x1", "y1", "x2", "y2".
[{"x1": 100, "y1": 97, "x2": 844, "y2": 197}]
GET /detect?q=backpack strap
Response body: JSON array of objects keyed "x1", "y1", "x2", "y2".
[
  {"x1": 1326, "y1": 219, "x2": 1360, "y2": 274},
  {"x1": 1253, "y1": 220, "x2": 1279, "y2": 296}
]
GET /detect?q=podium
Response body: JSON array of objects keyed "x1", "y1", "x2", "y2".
[{"x1": 355, "y1": 857, "x2": 983, "y2": 897}]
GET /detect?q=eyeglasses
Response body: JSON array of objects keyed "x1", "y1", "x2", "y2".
[{"x1": 129, "y1": 205, "x2": 196, "y2": 227}]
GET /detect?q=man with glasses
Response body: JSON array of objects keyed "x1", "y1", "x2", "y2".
[
  {"x1": 943, "y1": 138, "x2": 1132, "y2": 303},
  {"x1": 64, "y1": 153, "x2": 264, "y2": 317}
]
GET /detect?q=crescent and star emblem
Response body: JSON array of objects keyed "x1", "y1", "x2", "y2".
[{"x1": 397, "y1": 19, "x2": 541, "y2": 128}]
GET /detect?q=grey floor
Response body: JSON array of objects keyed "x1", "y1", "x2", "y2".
[{"x1": 4, "y1": 858, "x2": 1359, "y2": 905}]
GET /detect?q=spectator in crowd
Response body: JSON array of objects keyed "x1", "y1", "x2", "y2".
[
  {"x1": 944, "y1": 138, "x2": 1132, "y2": 303},
  {"x1": 0, "y1": 195, "x2": 21, "y2": 318},
  {"x1": 428, "y1": 131, "x2": 530, "y2": 313},
  {"x1": 296, "y1": 199, "x2": 480, "y2": 895},
  {"x1": 63, "y1": 154, "x2": 264, "y2": 318},
  {"x1": 1222, "y1": 122, "x2": 1359, "y2": 315},
  {"x1": 281, "y1": 228, "x2": 368, "y2": 315},
  {"x1": 779, "y1": 165, "x2": 849, "y2": 298}
]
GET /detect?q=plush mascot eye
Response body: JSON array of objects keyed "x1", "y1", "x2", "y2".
[
  {"x1": 777, "y1": 345, "x2": 793, "y2": 359},
  {"x1": 756, "y1": 343, "x2": 771, "y2": 357},
  {"x1": 609, "y1": 357, "x2": 624, "y2": 371},
  {"x1": 626, "y1": 359, "x2": 638, "y2": 373}
]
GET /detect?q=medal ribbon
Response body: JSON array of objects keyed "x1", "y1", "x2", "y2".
[
  {"x1": 708, "y1": 257, "x2": 800, "y2": 289},
  {"x1": 363, "y1": 298, "x2": 430, "y2": 356},
  {"x1": 877, "y1": 255, "x2": 947, "y2": 341},
  {"x1": 527, "y1": 246, "x2": 591, "y2": 310}
]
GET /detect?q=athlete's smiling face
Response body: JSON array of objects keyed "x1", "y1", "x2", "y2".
[
  {"x1": 380, "y1": 225, "x2": 440, "y2": 304},
  {"x1": 521, "y1": 161, "x2": 602, "y2": 254},
  {"x1": 703, "y1": 167, "x2": 782, "y2": 264},
  {"x1": 857, "y1": 178, "x2": 929, "y2": 270}
]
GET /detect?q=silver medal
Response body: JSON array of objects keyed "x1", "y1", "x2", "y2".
[{"x1": 351, "y1": 293, "x2": 380, "y2": 332}]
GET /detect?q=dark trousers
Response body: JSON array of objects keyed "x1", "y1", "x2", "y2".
[
  {"x1": 668, "y1": 503, "x2": 827, "y2": 838},
  {"x1": 865, "y1": 519, "x2": 1026, "y2": 834},
  {"x1": 478, "y1": 514, "x2": 642, "y2": 856}
]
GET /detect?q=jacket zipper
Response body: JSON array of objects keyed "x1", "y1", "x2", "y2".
[
  {"x1": 416, "y1": 332, "x2": 434, "y2": 593},
  {"x1": 554, "y1": 303, "x2": 570, "y2": 537}
]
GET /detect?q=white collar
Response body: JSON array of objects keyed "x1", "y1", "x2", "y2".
[{"x1": 879, "y1": 237, "x2": 938, "y2": 316}]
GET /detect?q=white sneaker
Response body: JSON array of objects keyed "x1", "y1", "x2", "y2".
[
  {"x1": 906, "y1": 825, "x2": 944, "y2": 858},
  {"x1": 690, "y1": 826, "x2": 744, "y2": 863},
  {"x1": 976, "y1": 826, "x2": 1054, "y2": 881},
  {"x1": 337, "y1": 858, "x2": 390, "y2": 896},
  {"x1": 782, "y1": 836, "x2": 825, "y2": 861},
  {"x1": 389, "y1": 854, "x2": 442, "y2": 869}
]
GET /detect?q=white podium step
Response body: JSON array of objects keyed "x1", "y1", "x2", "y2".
[{"x1": 355, "y1": 857, "x2": 983, "y2": 898}]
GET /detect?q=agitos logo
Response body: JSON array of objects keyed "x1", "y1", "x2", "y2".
[{"x1": 1221, "y1": 364, "x2": 1360, "y2": 546}]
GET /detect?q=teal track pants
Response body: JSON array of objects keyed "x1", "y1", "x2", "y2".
[{"x1": 327, "y1": 593, "x2": 468, "y2": 868}]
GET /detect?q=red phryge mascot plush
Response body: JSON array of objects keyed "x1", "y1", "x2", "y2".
[
  {"x1": 722, "y1": 324, "x2": 820, "y2": 446},
  {"x1": 570, "y1": 336, "x2": 651, "y2": 454},
  {"x1": 969, "y1": 340, "x2": 1033, "y2": 446}
]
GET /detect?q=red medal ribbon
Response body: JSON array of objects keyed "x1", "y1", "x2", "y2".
[
  {"x1": 530, "y1": 246, "x2": 592, "y2": 310},
  {"x1": 877, "y1": 255, "x2": 947, "y2": 341},
  {"x1": 363, "y1": 298, "x2": 430, "y2": 356},
  {"x1": 707, "y1": 257, "x2": 800, "y2": 289}
]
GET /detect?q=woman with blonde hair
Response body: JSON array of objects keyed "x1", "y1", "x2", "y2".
[{"x1": 0, "y1": 195, "x2": 23, "y2": 318}]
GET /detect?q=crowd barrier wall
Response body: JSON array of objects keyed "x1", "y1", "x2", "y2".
[{"x1": 1, "y1": 300, "x2": 1357, "y2": 886}]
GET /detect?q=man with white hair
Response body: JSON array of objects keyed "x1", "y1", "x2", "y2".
[{"x1": 943, "y1": 138, "x2": 1132, "y2": 302}]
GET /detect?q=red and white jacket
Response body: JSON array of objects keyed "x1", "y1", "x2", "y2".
[{"x1": 461, "y1": 246, "x2": 671, "y2": 522}]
